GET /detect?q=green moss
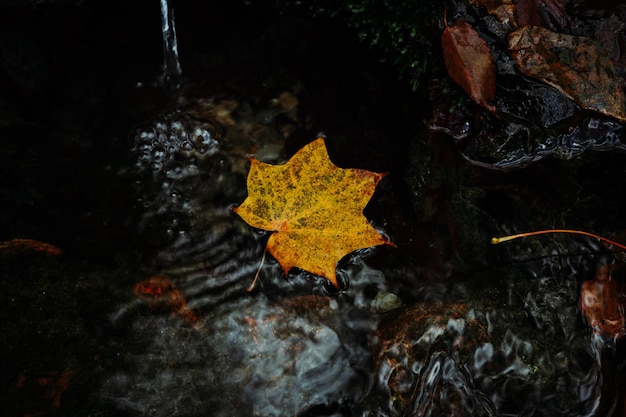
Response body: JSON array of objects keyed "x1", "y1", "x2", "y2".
[
  {"x1": 338, "y1": 0, "x2": 441, "y2": 89},
  {"x1": 270, "y1": 0, "x2": 443, "y2": 90}
]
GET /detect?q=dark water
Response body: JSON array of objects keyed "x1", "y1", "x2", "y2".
[{"x1": 2, "y1": 1, "x2": 626, "y2": 416}]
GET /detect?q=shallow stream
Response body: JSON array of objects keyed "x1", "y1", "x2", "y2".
[{"x1": 2, "y1": 1, "x2": 626, "y2": 416}]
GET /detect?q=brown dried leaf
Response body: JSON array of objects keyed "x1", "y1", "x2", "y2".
[
  {"x1": 0, "y1": 238, "x2": 63, "y2": 255},
  {"x1": 468, "y1": 0, "x2": 515, "y2": 26},
  {"x1": 134, "y1": 275, "x2": 204, "y2": 329},
  {"x1": 580, "y1": 265, "x2": 626, "y2": 339},
  {"x1": 514, "y1": 0, "x2": 542, "y2": 27},
  {"x1": 508, "y1": 25, "x2": 626, "y2": 121},
  {"x1": 594, "y1": 15, "x2": 626, "y2": 71},
  {"x1": 441, "y1": 19, "x2": 497, "y2": 112},
  {"x1": 537, "y1": 0, "x2": 569, "y2": 32}
]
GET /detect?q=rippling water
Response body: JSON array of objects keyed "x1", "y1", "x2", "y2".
[{"x1": 92, "y1": 94, "x2": 624, "y2": 416}]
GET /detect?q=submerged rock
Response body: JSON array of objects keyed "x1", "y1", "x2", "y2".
[
  {"x1": 370, "y1": 266, "x2": 607, "y2": 416},
  {"x1": 102, "y1": 290, "x2": 375, "y2": 417}
]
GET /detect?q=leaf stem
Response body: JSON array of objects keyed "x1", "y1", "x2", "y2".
[
  {"x1": 247, "y1": 248, "x2": 267, "y2": 292},
  {"x1": 491, "y1": 229, "x2": 626, "y2": 251}
]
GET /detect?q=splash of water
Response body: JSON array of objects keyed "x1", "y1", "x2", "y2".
[{"x1": 159, "y1": 0, "x2": 182, "y2": 90}]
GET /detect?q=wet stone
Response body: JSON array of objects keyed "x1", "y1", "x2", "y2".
[
  {"x1": 496, "y1": 75, "x2": 577, "y2": 129},
  {"x1": 461, "y1": 119, "x2": 541, "y2": 169},
  {"x1": 371, "y1": 302, "x2": 478, "y2": 413},
  {"x1": 425, "y1": 0, "x2": 626, "y2": 170},
  {"x1": 425, "y1": 77, "x2": 474, "y2": 141},
  {"x1": 370, "y1": 291, "x2": 403, "y2": 313},
  {"x1": 103, "y1": 291, "x2": 372, "y2": 417},
  {"x1": 370, "y1": 267, "x2": 604, "y2": 416},
  {"x1": 209, "y1": 295, "x2": 352, "y2": 417}
]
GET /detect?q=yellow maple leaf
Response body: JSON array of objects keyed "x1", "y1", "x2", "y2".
[{"x1": 233, "y1": 137, "x2": 394, "y2": 288}]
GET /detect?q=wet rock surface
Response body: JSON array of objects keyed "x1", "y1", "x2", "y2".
[
  {"x1": 2, "y1": 1, "x2": 626, "y2": 416},
  {"x1": 420, "y1": 0, "x2": 626, "y2": 170}
]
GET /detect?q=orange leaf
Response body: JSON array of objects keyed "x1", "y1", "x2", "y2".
[
  {"x1": 133, "y1": 275, "x2": 202, "y2": 328},
  {"x1": 580, "y1": 265, "x2": 626, "y2": 339},
  {"x1": 441, "y1": 18, "x2": 497, "y2": 112},
  {"x1": 14, "y1": 370, "x2": 72, "y2": 414},
  {"x1": 468, "y1": 0, "x2": 515, "y2": 26},
  {"x1": 0, "y1": 238, "x2": 62, "y2": 256},
  {"x1": 508, "y1": 25, "x2": 626, "y2": 121},
  {"x1": 233, "y1": 138, "x2": 394, "y2": 288}
]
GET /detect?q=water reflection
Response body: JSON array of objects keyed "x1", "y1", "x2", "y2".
[
  {"x1": 100, "y1": 88, "x2": 625, "y2": 416},
  {"x1": 159, "y1": 0, "x2": 182, "y2": 90}
]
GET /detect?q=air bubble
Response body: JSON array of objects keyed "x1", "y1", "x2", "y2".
[
  {"x1": 153, "y1": 147, "x2": 166, "y2": 161},
  {"x1": 137, "y1": 143, "x2": 151, "y2": 152},
  {"x1": 140, "y1": 131, "x2": 155, "y2": 140}
]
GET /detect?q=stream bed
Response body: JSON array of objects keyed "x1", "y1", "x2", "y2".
[{"x1": 2, "y1": 1, "x2": 626, "y2": 416}]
